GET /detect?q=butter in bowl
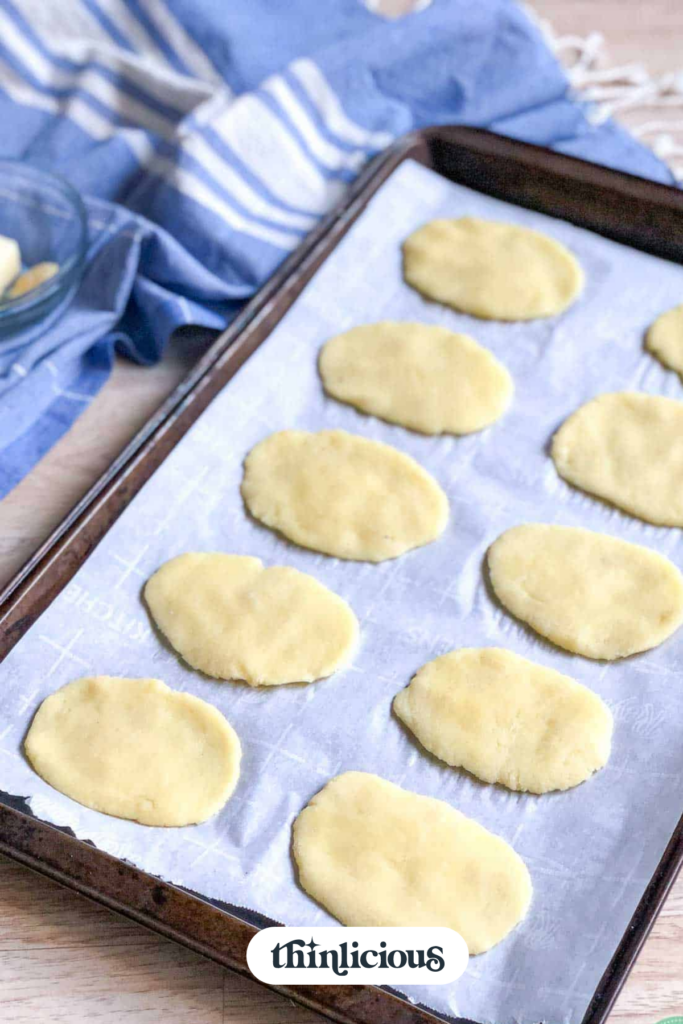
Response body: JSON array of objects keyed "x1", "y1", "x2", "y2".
[
  {"x1": 0, "y1": 160, "x2": 88, "y2": 338},
  {"x1": 0, "y1": 232, "x2": 59, "y2": 300}
]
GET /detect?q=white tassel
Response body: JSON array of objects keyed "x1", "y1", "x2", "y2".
[{"x1": 521, "y1": 2, "x2": 683, "y2": 183}]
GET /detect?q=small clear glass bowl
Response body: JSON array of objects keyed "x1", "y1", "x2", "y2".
[{"x1": 0, "y1": 160, "x2": 88, "y2": 338}]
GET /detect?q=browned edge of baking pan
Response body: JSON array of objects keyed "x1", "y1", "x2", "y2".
[
  {"x1": 2, "y1": 126, "x2": 683, "y2": 1024},
  {"x1": 0, "y1": 797, "x2": 449, "y2": 1024}
]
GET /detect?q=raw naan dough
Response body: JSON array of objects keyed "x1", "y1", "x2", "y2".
[
  {"x1": 25, "y1": 676, "x2": 241, "y2": 826},
  {"x1": 241, "y1": 429, "x2": 449, "y2": 562},
  {"x1": 488, "y1": 524, "x2": 683, "y2": 660},
  {"x1": 145, "y1": 553, "x2": 358, "y2": 685},
  {"x1": 552, "y1": 392, "x2": 683, "y2": 527},
  {"x1": 646, "y1": 303, "x2": 683, "y2": 378},
  {"x1": 403, "y1": 217, "x2": 584, "y2": 321},
  {"x1": 292, "y1": 771, "x2": 532, "y2": 954},
  {"x1": 319, "y1": 321, "x2": 513, "y2": 434},
  {"x1": 394, "y1": 647, "x2": 612, "y2": 793}
]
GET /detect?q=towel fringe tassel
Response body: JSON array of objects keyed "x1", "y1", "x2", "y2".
[{"x1": 523, "y1": 5, "x2": 683, "y2": 182}]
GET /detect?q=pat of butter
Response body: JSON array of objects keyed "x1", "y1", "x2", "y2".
[
  {"x1": 9, "y1": 261, "x2": 59, "y2": 299},
  {"x1": 0, "y1": 234, "x2": 21, "y2": 293}
]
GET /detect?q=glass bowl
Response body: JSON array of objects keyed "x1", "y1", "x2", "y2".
[{"x1": 0, "y1": 160, "x2": 88, "y2": 338}]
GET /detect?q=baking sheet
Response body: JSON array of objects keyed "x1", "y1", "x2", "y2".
[{"x1": 2, "y1": 158, "x2": 683, "y2": 1024}]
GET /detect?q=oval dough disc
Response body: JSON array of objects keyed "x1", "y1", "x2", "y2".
[
  {"x1": 145, "y1": 553, "x2": 358, "y2": 685},
  {"x1": 552, "y1": 392, "x2": 683, "y2": 526},
  {"x1": 646, "y1": 303, "x2": 683, "y2": 378},
  {"x1": 292, "y1": 771, "x2": 532, "y2": 954},
  {"x1": 25, "y1": 676, "x2": 241, "y2": 826},
  {"x1": 241, "y1": 429, "x2": 449, "y2": 562},
  {"x1": 394, "y1": 647, "x2": 612, "y2": 793},
  {"x1": 402, "y1": 217, "x2": 584, "y2": 321},
  {"x1": 319, "y1": 321, "x2": 513, "y2": 435},
  {"x1": 488, "y1": 524, "x2": 683, "y2": 660}
]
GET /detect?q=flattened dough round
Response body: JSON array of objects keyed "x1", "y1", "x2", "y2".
[
  {"x1": 241, "y1": 429, "x2": 449, "y2": 562},
  {"x1": 403, "y1": 217, "x2": 584, "y2": 321},
  {"x1": 25, "y1": 676, "x2": 241, "y2": 826},
  {"x1": 488, "y1": 524, "x2": 683, "y2": 660},
  {"x1": 319, "y1": 321, "x2": 513, "y2": 434},
  {"x1": 394, "y1": 647, "x2": 612, "y2": 793},
  {"x1": 646, "y1": 303, "x2": 683, "y2": 378},
  {"x1": 552, "y1": 392, "x2": 683, "y2": 527},
  {"x1": 292, "y1": 771, "x2": 532, "y2": 954},
  {"x1": 145, "y1": 553, "x2": 358, "y2": 686}
]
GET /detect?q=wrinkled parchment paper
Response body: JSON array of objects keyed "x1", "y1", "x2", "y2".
[{"x1": 2, "y1": 160, "x2": 683, "y2": 1024}]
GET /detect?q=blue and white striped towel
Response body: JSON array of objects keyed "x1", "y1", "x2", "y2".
[{"x1": 0, "y1": 0, "x2": 674, "y2": 497}]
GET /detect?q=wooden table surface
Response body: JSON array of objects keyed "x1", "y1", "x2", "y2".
[{"x1": 2, "y1": 3, "x2": 683, "y2": 1022}]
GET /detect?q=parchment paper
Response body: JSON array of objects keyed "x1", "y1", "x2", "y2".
[{"x1": 2, "y1": 159, "x2": 683, "y2": 1024}]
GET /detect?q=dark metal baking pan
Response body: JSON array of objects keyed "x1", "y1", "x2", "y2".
[{"x1": 2, "y1": 126, "x2": 683, "y2": 1024}]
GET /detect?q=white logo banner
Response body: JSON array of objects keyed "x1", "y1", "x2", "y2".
[{"x1": 247, "y1": 926, "x2": 469, "y2": 985}]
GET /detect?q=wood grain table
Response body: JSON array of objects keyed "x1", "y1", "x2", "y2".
[{"x1": 1, "y1": 3, "x2": 683, "y2": 1021}]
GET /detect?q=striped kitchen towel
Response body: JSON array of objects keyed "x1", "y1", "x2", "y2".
[{"x1": 0, "y1": 0, "x2": 674, "y2": 497}]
